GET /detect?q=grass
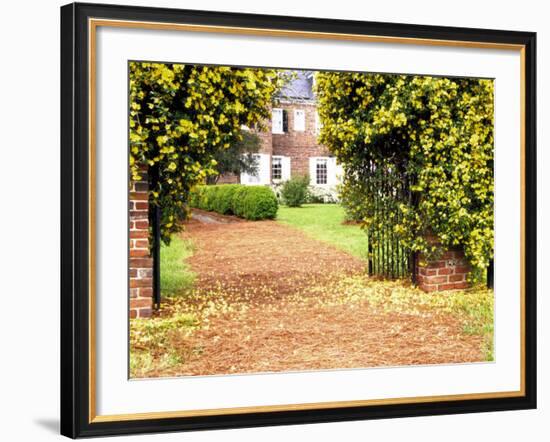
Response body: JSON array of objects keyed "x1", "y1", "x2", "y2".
[
  {"x1": 454, "y1": 290, "x2": 494, "y2": 361},
  {"x1": 130, "y1": 313, "x2": 200, "y2": 378},
  {"x1": 277, "y1": 204, "x2": 369, "y2": 260},
  {"x1": 160, "y1": 236, "x2": 196, "y2": 297},
  {"x1": 130, "y1": 236, "x2": 198, "y2": 377}
]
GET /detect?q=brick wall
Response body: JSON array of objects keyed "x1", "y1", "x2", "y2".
[
  {"x1": 129, "y1": 176, "x2": 153, "y2": 318},
  {"x1": 216, "y1": 174, "x2": 240, "y2": 184},
  {"x1": 257, "y1": 116, "x2": 273, "y2": 155},
  {"x1": 272, "y1": 102, "x2": 330, "y2": 177},
  {"x1": 416, "y1": 248, "x2": 471, "y2": 292}
]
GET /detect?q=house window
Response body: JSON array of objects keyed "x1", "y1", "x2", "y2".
[
  {"x1": 272, "y1": 108, "x2": 284, "y2": 134},
  {"x1": 294, "y1": 109, "x2": 305, "y2": 131},
  {"x1": 316, "y1": 159, "x2": 328, "y2": 185},
  {"x1": 272, "y1": 157, "x2": 282, "y2": 180}
]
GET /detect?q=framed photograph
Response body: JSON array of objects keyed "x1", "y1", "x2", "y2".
[{"x1": 60, "y1": 2, "x2": 536, "y2": 438}]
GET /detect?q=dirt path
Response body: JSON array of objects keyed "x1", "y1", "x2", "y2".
[
  {"x1": 152, "y1": 216, "x2": 483, "y2": 377},
  {"x1": 182, "y1": 217, "x2": 366, "y2": 298}
]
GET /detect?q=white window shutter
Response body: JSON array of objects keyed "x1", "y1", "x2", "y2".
[
  {"x1": 334, "y1": 161, "x2": 344, "y2": 186},
  {"x1": 294, "y1": 110, "x2": 305, "y2": 131},
  {"x1": 282, "y1": 156, "x2": 291, "y2": 180},
  {"x1": 309, "y1": 157, "x2": 317, "y2": 184},
  {"x1": 272, "y1": 109, "x2": 283, "y2": 134},
  {"x1": 327, "y1": 157, "x2": 337, "y2": 185},
  {"x1": 315, "y1": 111, "x2": 323, "y2": 135},
  {"x1": 260, "y1": 154, "x2": 270, "y2": 184}
]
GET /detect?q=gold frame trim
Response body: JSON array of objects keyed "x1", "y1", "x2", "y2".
[{"x1": 88, "y1": 18, "x2": 527, "y2": 424}]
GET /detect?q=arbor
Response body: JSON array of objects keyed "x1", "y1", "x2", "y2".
[
  {"x1": 130, "y1": 63, "x2": 283, "y2": 243},
  {"x1": 315, "y1": 72, "x2": 494, "y2": 272},
  {"x1": 206, "y1": 130, "x2": 261, "y2": 184}
]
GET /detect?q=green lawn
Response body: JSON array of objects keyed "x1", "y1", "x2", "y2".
[
  {"x1": 276, "y1": 204, "x2": 369, "y2": 260},
  {"x1": 160, "y1": 236, "x2": 196, "y2": 297}
]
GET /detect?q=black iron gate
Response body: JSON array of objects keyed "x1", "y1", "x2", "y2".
[
  {"x1": 364, "y1": 160, "x2": 494, "y2": 289},
  {"x1": 365, "y1": 161, "x2": 415, "y2": 281}
]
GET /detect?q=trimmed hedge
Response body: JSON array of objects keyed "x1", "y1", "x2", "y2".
[{"x1": 189, "y1": 184, "x2": 278, "y2": 220}]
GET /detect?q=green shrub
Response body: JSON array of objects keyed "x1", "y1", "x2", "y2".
[
  {"x1": 231, "y1": 186, "x2": 249, "y2": 217},
  {"x1": 189, "y1": 184, "x2": 278, "y2": 220},
  {"x1": 240, "y1": 187, "x2": 278, "y2": 220},
  {"x1": 190, "y1": 185, "x2": 209, "y2": 211},
  {"x1": 188, "y1": 186, "x2": 201, "y2": 208},
  {"x1": 211, "y1": 184, "x2": 239, "y2": 214},
  {"x1": 338, "y1": 182, "x2": 367, "y2": 222},
  {"x1": 280, "y1": 175, "x2": 310, "y2": 207},
  {"x1": 205, "y1": 186, "x2": 220, "y2": 212}
]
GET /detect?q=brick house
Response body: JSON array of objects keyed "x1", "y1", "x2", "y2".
[{"x1": 220, "y1": 71, "x2": 342, "y2": 197}]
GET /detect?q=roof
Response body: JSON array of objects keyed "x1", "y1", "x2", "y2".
[{"x1": 278, "y1": 70, "x2": 315, "y2": 101}]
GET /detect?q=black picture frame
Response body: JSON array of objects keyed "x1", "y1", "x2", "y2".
[{"x1": 61, "y1": 2, "x2": 537, "y2": 438}]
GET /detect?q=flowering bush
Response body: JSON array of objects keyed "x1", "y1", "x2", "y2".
[
  {"x1": 130, "y1": 62, "x2": 283, "y2": 243},
  {"x1": 306, "y1": 185, "x2": 340, "y2": 204},
  {"x1": 315, "y1": 72, "x2": 494, "y2": 271}
]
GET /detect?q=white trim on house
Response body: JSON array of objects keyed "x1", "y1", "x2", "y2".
[
  {"x1": 334, "y1": 160, "x2": 344, "y2": 185},
  {"x1": 282, "y1": 156, "x2": 291, "y2": 181}
]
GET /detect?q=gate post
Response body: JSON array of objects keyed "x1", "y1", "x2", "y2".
[
  {"x1": 150, "y1": 160, "x2": 162, "y2": 309},
  {"x1": 415, "y1": 236, "x2": 471, "y2": 292},
  {"x1": 129, "y1": 172, "x2": 154, "y2": 318},
  {"x1": 487, "y1": 259, "x2": 494, "y2": 289}
]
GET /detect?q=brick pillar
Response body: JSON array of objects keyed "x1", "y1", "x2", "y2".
[
  {"x1": 416, "y1": 242, "x2": 471, "y2": 293},
  {"x1": 129, "y1": 176, "x2": 153, "y2": 318}
]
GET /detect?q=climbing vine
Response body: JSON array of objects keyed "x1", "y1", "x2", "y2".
[
  {"x1": 129, "y1": 62, "x2": 283, "y2": 243},
  {"x1": 315, "y1": 72, "x2": 494, "y2": 271}
]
